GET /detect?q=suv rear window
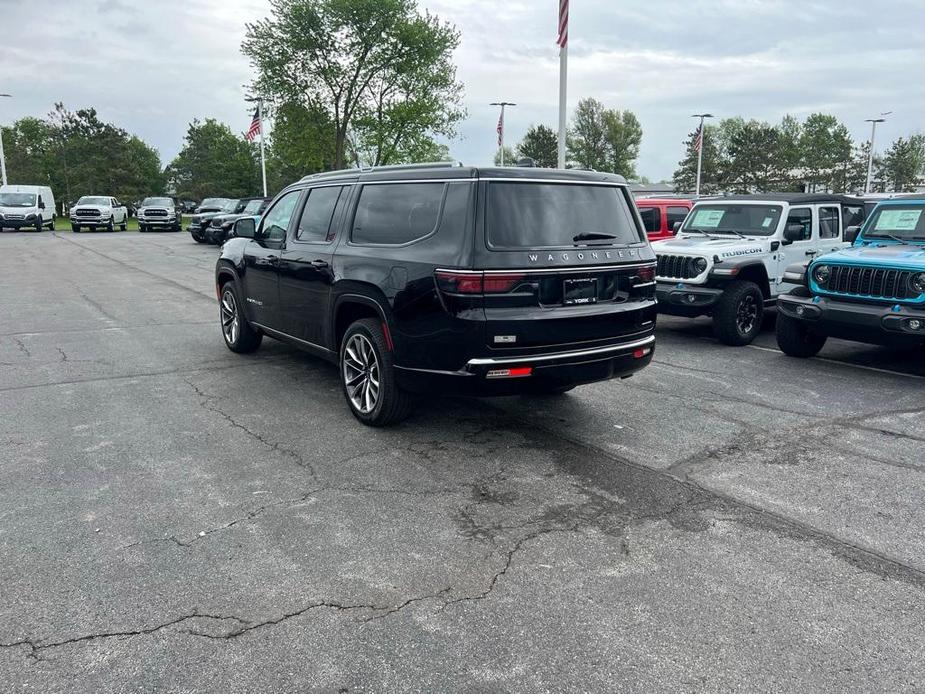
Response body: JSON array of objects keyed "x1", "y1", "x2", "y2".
[
  {"x1": 352, "y1": 183, "x2": 445, "y2": 245},
  {"x1": 486, "y1": 182, "x2": 640, "y2": 249}
]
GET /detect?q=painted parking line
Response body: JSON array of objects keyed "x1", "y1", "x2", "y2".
[{"x1": 747, "y1": 344, "x2": 925, "y2": 380}]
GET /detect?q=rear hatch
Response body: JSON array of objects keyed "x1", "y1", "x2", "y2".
[{"x1": 439, "y1": 178, "x2": 656, "y2": 353}]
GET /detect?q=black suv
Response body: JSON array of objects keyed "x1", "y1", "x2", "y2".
[
  {"x1": 215, "y1": 163, "x2": 657, "y2": 426},
  {"x1": 204, "y1": 197, "x2": 270, "y2": 245}
]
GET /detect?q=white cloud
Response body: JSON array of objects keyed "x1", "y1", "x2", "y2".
[{"x1": 0, "y1": 0, "x2": 921, "y2": 181}]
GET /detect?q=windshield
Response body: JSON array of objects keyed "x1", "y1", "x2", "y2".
[
  {"x1": 243, "y1": 199, "x2": 264, "y2": 214},
  {"x1": 78, "y1": 196, "x2": 110, "y2": 206},
  {"x1": 0, "y1": 193, "x2": 36, "y2": 207},
  {"x1": 199, "y1": 198, "x2": 230, "y2": 209},
  {"x1": 486, "y1": 182, "x2": 642, "y2": 249},
  {"x1": 223, "y1": 199, "x2": 243, "y2": 213},
  {"x1": 682, "y1": 204, "x2": 783, "y2": 236},
  {"x1": 863, "y1": 204, "x2": 925, "y2": 241},
  {"x1": 141, "y1": 197, "x2": 172, "y2": 207}
]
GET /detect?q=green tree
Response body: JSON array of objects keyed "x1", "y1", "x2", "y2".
[
  {"x1": 0, "y1": 117, "x2": 55, "y2": 187},
  {"x1": 242, "y1": 0, "x2": 464, "y2": 170},
  {"x1": 516, "y1": 124, "x2": 558, "y2": 168},
  {"x1": 772, "y1": 115, "x2": 803, "y2": 190},
  {"x1": 723, "y1": 119, "x2": 779, "y2": 193},
  {"x1": 167, "y1": 119, "x2": 259, "y2": 200},
  {"x1": 672, "y1": 123, "x2": 722, "y2": 194},
  {"x1": 603, "y1": 109, "x2": 642, "y2": 178},
  {"x1": 567, "y1": 98, "x2": 609, "y2": 171},
  {"x1": 493, "y1": 146, "x2": 516, "y2": 167},
  {"x1": 265, "y1": 102, "x2": 336, "y2": 193},
  {"x1": 879, "y1": 135, "x2": 925, "y2": 192},
  {"x1": 567, "y1": 98, "x2": 642, "y2": 176},
  {"x1": 799, "y1": 113, "x2": 853, "y2": 192}
]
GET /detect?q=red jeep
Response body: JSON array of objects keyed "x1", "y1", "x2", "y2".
[{"x1": 635, "y1": 198, "x2": 693, "y2": 241}]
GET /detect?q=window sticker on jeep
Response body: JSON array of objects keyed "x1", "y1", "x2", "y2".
[
  {"x1": 762, "y1": 217, "x2": 773, "y2": 228},
  {"x1": 875, "y1": 209, "x2": 922, "y2": 231},
  {"x1": 691, "y1": 209, "x2": 725, "y2": 228}
]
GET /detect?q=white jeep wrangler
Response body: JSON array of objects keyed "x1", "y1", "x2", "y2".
[{"x1": 653, "y1": 194, "x2": 865, "y2": 345}]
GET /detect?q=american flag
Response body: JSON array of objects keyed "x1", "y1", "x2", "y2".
[
  {"x1": 557, "y1": 0, "x2": 569, "y2": 48},
  {"x1": 497, "y1": 111, "x2": 504, "y2": 147},
  {"x1": 245, "y1": 108, "x2": 261, "y2": 142},
  {"x1": 694, "y1": 124, "x2": 703, "y2": 153}
]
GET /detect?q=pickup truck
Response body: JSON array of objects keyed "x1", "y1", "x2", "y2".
[
  {"x1": 652, "y1": 194, "x2": 866, "y2": 345},
  {"x1": 776, "y1": 197, "x2": 925, "y2": 356},
  {"x1": 70, "y1": 196, "x2": 129, "y2": 233}
]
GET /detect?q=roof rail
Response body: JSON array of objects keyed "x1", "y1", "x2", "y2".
[{"x1": 299, "y1": 161, "x2": 463, "y2": 183}]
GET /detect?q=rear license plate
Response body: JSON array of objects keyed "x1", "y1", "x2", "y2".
[{"x1": 563, "y1": 278, "x2": 598, "y2": 305}]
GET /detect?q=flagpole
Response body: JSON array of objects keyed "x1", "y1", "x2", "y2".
[
  {"x1": 692, "y1": 113, "x2": 713, "y2": 197},
  {"x1": 557, "y1": 0, "x2": 568, "y2": 169},
  {"x1": 258, "y1": 98, "x2": 268, "y2": 197},
  {"x1": 491, "y1": 101, "x2": 516, "y2": 166}
]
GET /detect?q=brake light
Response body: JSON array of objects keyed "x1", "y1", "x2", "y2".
[
  {"x1": 633, "y1": 347, "x2": 652, "y2": 359},
  {"x1": 435, "y1": 271, "x2": 525, "y2": 295},
  {"x1": 482, "y1": 273, "x2": 525, "y2": 293},
  {"x1": 435, "y1": 270, "x2": 483, "y2": 294},
  {"x1": 636, "y1": 266, "x2": 655, "y2": 283}
]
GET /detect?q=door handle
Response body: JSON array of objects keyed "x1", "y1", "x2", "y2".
[
  {"x1": 805, "y1": 251, "x2": 817, "y2": 257},
  {"x1": 257, "y1": 255, "x2": 279, "y2": 267},
  {"x1": 311, "y1": 259, "x2": 329, "y2": 269}
]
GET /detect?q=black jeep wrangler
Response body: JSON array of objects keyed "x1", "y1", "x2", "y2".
[{"x1": 215, "y1": 163, "x2": 657, "y2": 426}]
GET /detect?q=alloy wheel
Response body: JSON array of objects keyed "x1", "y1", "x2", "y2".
[
  {"x1": 220, "y1": 289, "x2": 239, "y2": 345},
  {"x1": 342, "y1": 333, "x2": 380, "y2": 415},
  {"x1": 737, "y1": 295, "x2": 758, "y2": 335}
]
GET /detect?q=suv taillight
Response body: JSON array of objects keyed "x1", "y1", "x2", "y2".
[{"x1": 435, "y1": 271, "x2": 525, "y2": 295}]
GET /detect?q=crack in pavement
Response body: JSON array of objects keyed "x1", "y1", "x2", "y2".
[{"x1": 12, "y1": 336, "x2": 31, "y2": 358}]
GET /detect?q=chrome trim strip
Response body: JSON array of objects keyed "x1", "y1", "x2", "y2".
[
  {"x1": 251, "y1": 322, "x2": 335, "y2": 355},
  {"x1": 436, "y1": 263, "x2": 655, "y2": 276},
  {"x1": 485, "y1": 178, "x2": 628, "y2": 187},
  {"x1": 466, "y1": 335, "x2": 655, "y2": 367}
]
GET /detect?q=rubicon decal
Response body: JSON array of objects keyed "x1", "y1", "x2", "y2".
[
  {"x1": 529, "y1": 249, "x2": 640, "y2": 263},
  {"x1": 719, "y1": 248, "x2": 763, "y2": 258}
]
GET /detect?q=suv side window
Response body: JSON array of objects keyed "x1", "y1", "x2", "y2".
[
  {"x1": 638, "y1": 207, "x2": 660, "y2": 233},
  {"x1": 819, "y1": 206, "x2": 840, "y2": 239},
  {"x1": 667, "y1": 206, "x2": 690, "y2": 230},
  {"x1": 352, "y1": 183, "x2": 445, "y2": 246},
  {"x1": 786, "y1": 207, "x2": 813, "y2": 241},
  {"x1": 843, "y1": 205, "x2": 864, "y2": 229},
  {"x1": 261, "y1": 190, "x2": 301, "y2": 243},
  {"x1": 295, "y1": 186, "x2": 344, "y2": 243}
]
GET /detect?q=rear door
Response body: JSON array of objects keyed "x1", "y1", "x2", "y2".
[
  {"x1": 472, "y1": 179, "x2": 656, "y2": 353},
  {"x1": 817, "y1": 204, "x2": 847, "y2": 254}
]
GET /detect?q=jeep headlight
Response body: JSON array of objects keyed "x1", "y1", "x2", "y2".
[
  {"x1": 812, "y1": 264, "x2": 830, "y2": 286},
  {"x1": 911, "y1": 272, "x2": 925, "y2": 294},
  {"x1": 692, "y1": 257, "x2": 708, "y2": 275}
]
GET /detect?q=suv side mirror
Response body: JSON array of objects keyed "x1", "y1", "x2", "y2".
[
  {"x1": 845, "y1": 225, "x2": 861, "y2": 243},
  {"x1": 672, "y1": 221, "x2": 683, "y2": 233},
  {"x1": 782, "y1": 224, "x2": 805, "y2": 244},
  {"x1": 38, "y1": 199, "x2": 45, "y2": 209},
  {"x1": 233, "y1": 217, "x2": 256, "y2": 239}
]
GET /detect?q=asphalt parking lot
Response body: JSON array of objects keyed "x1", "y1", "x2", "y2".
[{"x1": 1, "y1": 230, "x2": 923, "y2": 693}]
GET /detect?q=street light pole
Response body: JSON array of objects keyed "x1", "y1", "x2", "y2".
[
  {"x1": 0, "y1": 93, "x2": 11, "y2": 187},
  {"x1": 864, "y1": 112, "x2": 891, "y2": 194},
  {"x1": 490, "y1": 102, "x2": 516, "y2": 166},
  {"x1": 691, "y1": 113, "x2": 713, "y2": 197}
]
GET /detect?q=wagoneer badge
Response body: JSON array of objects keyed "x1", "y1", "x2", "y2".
[{"x1": 528, "y1": 249, "x2": 640, "y2": 263}]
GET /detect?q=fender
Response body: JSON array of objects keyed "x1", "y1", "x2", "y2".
[{"x1": 709, "y1": 259, "x2": 768, "y2": 278}]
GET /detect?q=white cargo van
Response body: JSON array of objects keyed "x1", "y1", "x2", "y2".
[{"x1": 0, "y1": 184, "x2": 56, "y2": 231}]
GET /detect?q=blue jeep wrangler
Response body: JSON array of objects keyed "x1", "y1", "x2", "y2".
[{"x1": 776, "y1": 197, "x2": 925, "y2": 357}]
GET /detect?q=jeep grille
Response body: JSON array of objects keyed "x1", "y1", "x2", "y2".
[
  {"x1": 826, "y1": 266, "x2": 914, "y2": 300},
  {"x1": 656, "y1": 254, "x2": 700, "y2": 280}
]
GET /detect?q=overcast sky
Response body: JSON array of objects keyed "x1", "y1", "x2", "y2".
[{"x1": 0, "y1": 0, "x2": 922, "y2": 180}]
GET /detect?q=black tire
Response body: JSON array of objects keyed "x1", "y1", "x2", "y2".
[
  {"x1": 219, "y1": 282, "x2": 262, "y2": 354},
  {"x1": 71, "y1": 224, "x2": 80, "y2": 233},
  {"x1": 139, "y1": 224, "x2": 147, "y2": 233},
  {"x1": 106, "y1": 217, "x2": 115, "y2": 232},
  {"x1": 340, "y1": 318, "x2": 413, "y2": 427},
  {"x1": 712, "y1": 281, "x2": 764, "y2": 346},
  {"x1": 191, "y1": 229, "x2": 205, "y2": 243},
  {"x1": 35, "y1": 218, "x2": 44, "y2": 232},
  {"x1": 120, "y1": 216, "x2": 127, "y2": 231},
  {"x1": 776, "y1": 312, "x2": 827, "y2": 358}
]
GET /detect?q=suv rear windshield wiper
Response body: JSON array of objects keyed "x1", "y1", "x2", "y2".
[
  {"x1": 867, "y1": 233, "x2": 910, "y2": 245},
  {"x1": 573, "y1": 232, "x2": 617, "y2": 242}
]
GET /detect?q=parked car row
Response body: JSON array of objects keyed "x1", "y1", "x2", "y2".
[{"x1": 188, "y1": 197, "x2": 270, "y2": 245}]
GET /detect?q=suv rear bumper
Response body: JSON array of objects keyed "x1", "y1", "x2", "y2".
[
  {"x1": 656, "y1": 282, "x2": 723, "y2": 317},
  {"x1": 394, "y1": 334, "x2": 655, "y2": 396},
  {"x1": 778, "y1": 293, "x2": 925, "y2": 346}
]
